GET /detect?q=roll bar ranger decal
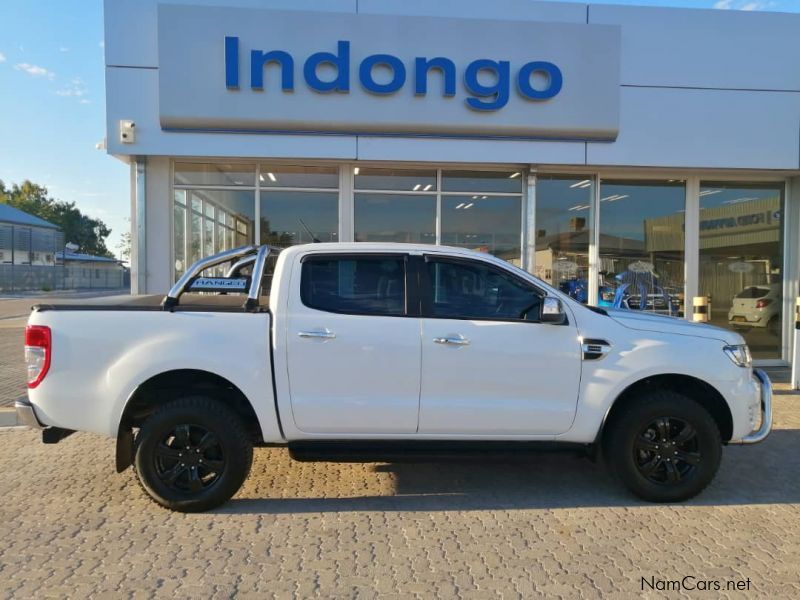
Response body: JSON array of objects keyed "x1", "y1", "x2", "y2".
[
  {"x1": 188, "y1": 277, "x2": 250, "y2": 293},
  {"x1": 223, "y1": 36, "x2": 563, "y2": 112}
]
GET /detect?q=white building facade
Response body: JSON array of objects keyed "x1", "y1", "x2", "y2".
[{"x1": 104, "y1": 0, "x2": 800, "y2": 364}]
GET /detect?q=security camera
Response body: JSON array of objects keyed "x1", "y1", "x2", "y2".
[{"x1": 120, "y1": 120, "x2": 136, "y2": 144}]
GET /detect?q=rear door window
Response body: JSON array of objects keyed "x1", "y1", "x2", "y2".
[
  {"x1": 301, "y1": 256, "x2": 407, "y2": 316},
  {"x1": 735, "y1": 287, "x2": 770, "y2": 299}
]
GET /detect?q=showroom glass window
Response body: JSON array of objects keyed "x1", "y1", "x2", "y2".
[
  {"x1": 354, "y1": 168, "x2": 437, "y2": 245},
  {"x1": 173, "y1": 162, "x2": 341, "y2": 281},
  {"x1": 440, "y1": 170, "x2": 522, "y2": 264},
  {"x1": 259, "y1": 165, "x2": 338, "y2": 248},
  {"x1": 354, "y1": 168, "x2": 523, "y2": 263},
  {"x1": 535, "y1": 176, "x2": 593, "y2": 302},
  {"x1": 598, "y1": 180, "x2": 686, "y2": 315},
  {"x1": 173, "y1": 163, "x2": 256, "y2": 279},
  {"x1": 698, "y1": 183, "x2": 784, "y2": 359}
]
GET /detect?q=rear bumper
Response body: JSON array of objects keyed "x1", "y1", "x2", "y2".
[
  {"x1": 15, "y1": 397, "x2": 45, "y2": 430},
  {"x1": 731, "y1": 369, "x2": 772, "y2": 445}
]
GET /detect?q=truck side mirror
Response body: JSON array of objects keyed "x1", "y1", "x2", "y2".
[{"x1": 540, "y1": 297, "x2": 567, "y2": 325}]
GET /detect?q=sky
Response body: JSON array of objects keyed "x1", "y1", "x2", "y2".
[{"x1": 1, "y1": 0, "x2": 799, "y2": 260}]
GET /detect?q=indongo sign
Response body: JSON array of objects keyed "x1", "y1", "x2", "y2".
[
  {"x1": 158, "y1": 6, "x2": 621, "y2": 139},
  {"x1": 223, "y1": 36, "x2": 563, "y2": 111}
]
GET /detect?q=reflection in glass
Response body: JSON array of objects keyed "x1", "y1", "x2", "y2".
[
  {"x1": 442, "y1": 170, "x2": 522, "y2": 194},
  {"x1": 441, "y1": 195, "x2": 521, "y2": 264},
  {"x1": 598, "y1": 180, "x2": 685, "y2": 315},
  {"x1": 176, "y1": 189, "x2": 255, "y2": 280},
  {"x1": 699, "y1": 183, "x2": 784, "y2": 359},
  {"x1": 535, "y1": 176, "x2": 593, "y2": 302},
  {"x1": 260, "y1": 191, "x2": 338, "y2": 247},
  {"x1": 259, "y1": 165, "x2": 338, "y2": 189},
  {"x1": 174, "y1": 162, "x2": 255, "y2": 187},
  {"x1": 355, "y1": 168, "x2": 437, "y2": 192},
  {"x1": 173, "y1": 192, "x2": 186, "y2": 278},
  {"x1": 354, "y1": 193, "x2": 436, "y2": 243}
]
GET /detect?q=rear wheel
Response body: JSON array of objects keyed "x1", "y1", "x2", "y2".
[
  {"x1": 133, "y1": 396, "x2": 253, "y2": 512},
  {"x1": 604, "y1": 390, "x2": 722, "y2": 503}
]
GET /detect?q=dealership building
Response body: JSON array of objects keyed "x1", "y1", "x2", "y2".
[{"x1": 104, "y1": 0, "x2": 800, "y2": 364}]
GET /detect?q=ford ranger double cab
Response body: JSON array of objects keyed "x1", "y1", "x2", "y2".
[{"x1": 16, "y1": 243, "x2": 772, "y2": 512}]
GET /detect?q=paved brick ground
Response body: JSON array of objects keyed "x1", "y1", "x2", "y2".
[
  {"x1": 0, "y1": 393, "x2": 798, "y2": 598},
  {"x1": 0, "y1": 326, "x2": 24, "y2": 408}
]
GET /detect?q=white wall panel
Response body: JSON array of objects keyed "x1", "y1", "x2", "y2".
[
  {"x1": 104, "y1": 0, "x2": 356, "y2": 68},
  {"x1": 587, "y1": 86, "x2": 800, "y2": 170},
  {"x1": 590, "y1": 4, "x2": 800, "y2": 91},
  {"x1": 357, "y1": 136, "x2": 585, "y2": 165},
  {"x1": 105, "y1": 67, "x2": 357, "y2": 160},
  {"x1": 144, "y1": 157, "x2": 172, "y2": 294},
  {"x1": 359, "y1": 0, "x2": 587, "y2": 22}
]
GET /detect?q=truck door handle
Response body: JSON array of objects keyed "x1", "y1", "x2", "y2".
[
  {"x1": 298, "y1": 330, "x2": 336, "y2": 339},
  {"x1": 433, "y1": 336, "x2": 470, "y2": 346}
]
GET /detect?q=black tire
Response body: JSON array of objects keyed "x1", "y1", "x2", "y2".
[
  {"x1": 603, "y1": 390, "x2": 721, "y2": 503},
  {"x1": 133, "y1": 396, "x2": 253, "y2": 512}
]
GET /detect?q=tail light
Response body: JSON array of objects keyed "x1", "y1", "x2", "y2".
[
  {"x1": 755, "y1": 299, "x2": 772, "y2": 309},
  {"x1": 25, "y1": 325, "x2": 51, "y2": 388}
]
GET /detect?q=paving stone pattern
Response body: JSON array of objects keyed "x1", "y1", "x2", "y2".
[{"x1": 0, "y1": 392, "x2": 798, "y2": 598}]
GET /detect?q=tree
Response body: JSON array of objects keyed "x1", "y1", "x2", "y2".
[
  {"x1": 117, "y1": 218, "x2": 131, "y2": 262},
  {"x1": 0, "y1": 179, "x2": 114, "y2": 257}
]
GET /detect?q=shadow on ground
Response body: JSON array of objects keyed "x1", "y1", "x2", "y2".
[{"x1": 219, "y1": 428, "x2": 800, "y2": 515}]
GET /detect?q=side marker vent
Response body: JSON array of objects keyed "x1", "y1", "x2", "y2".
[{"x1": 582, "y1": 338, "x2": 611, "y2": 361}]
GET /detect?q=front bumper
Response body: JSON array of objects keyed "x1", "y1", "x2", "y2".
[
  {"x1": 731, "y1": 369, "x2": 772, "y2": 444},
  {"x1": 15, "y1": 397, "x2": 45, "y2": 429}
]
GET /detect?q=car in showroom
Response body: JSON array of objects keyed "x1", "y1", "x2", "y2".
[
  {"x1": 16, "y1": 243, "x2": 771, "y2": 512},
  {"x1": 728, "y1": 284, "x2": 781, "y2": 335}
]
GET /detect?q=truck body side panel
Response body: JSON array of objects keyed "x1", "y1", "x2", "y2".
[{"x1": 26, "y1": 310, "x2": 283, "y2": 442}]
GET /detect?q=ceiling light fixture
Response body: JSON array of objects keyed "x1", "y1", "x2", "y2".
[
  {"x1": 267, "y1": 172, "x2": 277, "y2": 182},
  {"x1": 570, "y1": 179, "x2": 591, "y2": 188},
  {"x1": 423, "y1": 184, "x2": 433, "y2": 191},
  {"x1": 413, "y1": 184, "x2": 421, "y2": 191},
  {"x1": 509, "y1": 172, "x2": 520, "y2": 178},
  {"x1": 354, "y1": 167, "x2": 360, "y2": 175}
]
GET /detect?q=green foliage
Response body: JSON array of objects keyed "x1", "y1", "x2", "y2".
[
  {"x1": 117, "y1": 217, "x2": 131, "y2": 261},
  {"x1": 0, "y1": 179, "x2": 114, "y2": 258}
]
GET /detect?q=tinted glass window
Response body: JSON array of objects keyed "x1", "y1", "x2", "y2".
[
  {"x1": 426, "y1": 260, "x2": 541, "y2": 321},
  {"x1": 301, "y1": 257, "x2": 406, "y2": 316},
  {"x1": 441, "y1": 170, "x2": 522, "y2": 193},
  {"x1": 735, "y1": 287, "x2": 770, "y2": 299},
  {"x1": 698, "y1": 182, "x2": 784, "y2": 359},
  {"x1": 535, "y1": 176, "x2": 593, "y2": 303}
]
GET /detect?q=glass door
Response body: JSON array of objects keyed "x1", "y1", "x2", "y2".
[{"x1": 698, "y1": 183, "x2": 784, "y2": 360}]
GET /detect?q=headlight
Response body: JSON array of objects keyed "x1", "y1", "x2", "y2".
[{"x1": 723, "y1": 344, "x2": 752, "y2": 368}]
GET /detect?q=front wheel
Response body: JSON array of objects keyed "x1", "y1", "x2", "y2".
[
  {"x1": 133, "y1": 396, "x2": 253, "y2": 512},
  {"x1": 603, "y1": 390, "x2": 722, "y2": 503}
]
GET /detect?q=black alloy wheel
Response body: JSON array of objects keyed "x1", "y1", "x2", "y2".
[
  {"x1": 633, "y1": 417, "x2": 701, "y2": 485},
  {"x1": 153, "y1": 424, "x2": 226, "y2": 494}
]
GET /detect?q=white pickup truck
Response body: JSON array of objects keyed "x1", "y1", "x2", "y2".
[{"x1": 17, "y1": 243, "x2": 772, "y2": 512}]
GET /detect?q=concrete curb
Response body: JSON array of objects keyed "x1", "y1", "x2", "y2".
[{"x1": 0, "y1": 408, "x2": 20, "y2": 428}]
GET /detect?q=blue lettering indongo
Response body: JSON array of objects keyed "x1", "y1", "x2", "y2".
[{"x1": 224, "y1": 36, "x2": 563, "y2": 110}]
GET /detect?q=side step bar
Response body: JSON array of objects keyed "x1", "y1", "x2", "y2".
[{"x1": 288, "y1": 440, "x2": 593, "y2": 463}]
